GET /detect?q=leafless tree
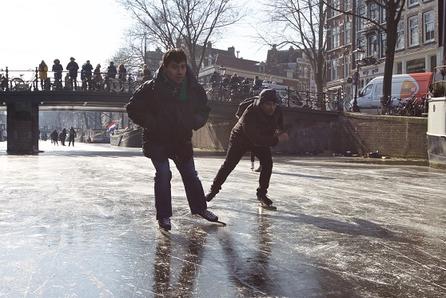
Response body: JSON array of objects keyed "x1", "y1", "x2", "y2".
[
  {"x1": 119, "y1": 0, "x2": 243, "y2": 76},
  {"x1": 265, "y1": 0, "x2": 328, "y2": 110},
  {"x1": 325, "y1": 0, "x2": 406, "y2": 114}
]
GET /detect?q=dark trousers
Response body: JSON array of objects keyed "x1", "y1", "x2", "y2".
[
  {"x1": 210, "y1": 141, "x2": 273, "y2": 196},
  {"x1": 151, "y1": 156, "x2": 207, "y2": 220}
]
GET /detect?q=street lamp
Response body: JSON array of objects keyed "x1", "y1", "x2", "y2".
[{"x1": 352, "y1": 48, "x2": 365, "y2": 112}]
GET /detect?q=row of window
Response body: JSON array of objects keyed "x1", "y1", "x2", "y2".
[
  {"x1": 328, "y1": 9, "x2": 435, "y2": 52},
  {"x1": 400, "y1": 10, "x2": 435, "y2": 48},
  {"x1": 328, "y1": 0, "x2": 434, "y2": 19}
]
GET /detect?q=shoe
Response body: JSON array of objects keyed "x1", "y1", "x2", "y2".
[
  {"x1": 197, "y1": 209, "x2": 219, "y2": 222},
  {"x1": 257, "y1": 194, "x2": 273, "y2": 206},
  {"x1": 205, "y1": 190, "x2": 218, "y2": 202},
  {"x1": 158, "y1": 217, "x2": 171, "y2": 231}
]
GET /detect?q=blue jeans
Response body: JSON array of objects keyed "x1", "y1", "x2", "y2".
[{"x1": 151, "y1": 156, "x2": 207, "y2": 220}]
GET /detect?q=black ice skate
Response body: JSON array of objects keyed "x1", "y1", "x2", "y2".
[
  {"x1": 158, "y1": 217, "x2": 172, "y2": 231},
  {"x1": 257, "y1": 194, "x2": 277, "y2": 210},
  {"x1": 196, "y1": 209, "x2": 226, "y2": 226}
]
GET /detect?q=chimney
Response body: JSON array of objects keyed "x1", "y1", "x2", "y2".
[
  {"x1": 227, "y1": 46, "x2": 235, "y2": 57},
  {"x1": 207, "y1": 41, "x2": 212, "y2": 49}
]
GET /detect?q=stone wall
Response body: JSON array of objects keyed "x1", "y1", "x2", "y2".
[
  {"x1": 340, "y1": 113, "x2": 428, "y2": 159},
  {"x1": 192, "y1": 103, "x2": 428, "y2": 159}
]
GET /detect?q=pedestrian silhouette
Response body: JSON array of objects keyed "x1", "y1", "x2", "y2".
[
  {"x1": 52, "y1": 59, "x2": 63, "y2": 90},
  {"x1": 38, "y1": 60, "x2": 48, "y2": 90},
  {"x1": 66, "y1": 57, "x2": 79, "y2": 90},
  {"x1": 68, "y1": 127, "x2": 76, "y2": 146},
  {"x1": 59, "y1": 128, "x2": 67, "y2": 146}
]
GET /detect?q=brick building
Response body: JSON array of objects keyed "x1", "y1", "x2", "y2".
[{"x1": 326, "y1": 0, "x2": 442, "y2": 99}]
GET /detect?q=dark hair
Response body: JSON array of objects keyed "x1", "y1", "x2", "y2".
[{"x1": 162, "y1": 48, "x2": 187, "y2": 67}]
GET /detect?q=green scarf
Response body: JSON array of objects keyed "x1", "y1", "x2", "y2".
[{"x1": 179, "y1": 78, "x2": 188, "y2": 102}]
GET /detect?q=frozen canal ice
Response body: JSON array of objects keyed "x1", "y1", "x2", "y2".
[{"x1": 0, "y1": 141, "x2": 445, "y2": 297}]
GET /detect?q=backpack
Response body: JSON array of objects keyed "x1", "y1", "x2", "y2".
[{"x1": 235, "y1": 96, "x2": 257, "y2": 119}]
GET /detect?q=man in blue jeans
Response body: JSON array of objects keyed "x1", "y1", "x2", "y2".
[{"x1": 126, "y1": 48, "x2": 218, "y2": 231}]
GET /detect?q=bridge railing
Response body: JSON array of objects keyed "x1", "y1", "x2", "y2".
[
  {"x1": 0, "y1": 67, "x2": 141, "y2": 93},
  {"x1": 203, "y1": 82, "x2": 345, "y2": 112}
]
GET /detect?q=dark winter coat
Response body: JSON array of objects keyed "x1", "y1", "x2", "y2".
[
  {"x1": 230, "y1": 97, "x2": 284, "y2": 148},
  {"x1": 66, "y1": 61, "x2": 79, "y2": 77},
  {"x1": 126, "y1": 66, "x2": 210, "y2": 161},
  {"x1": 82, "y1": 63, "x2": 93, "y2": 77}
]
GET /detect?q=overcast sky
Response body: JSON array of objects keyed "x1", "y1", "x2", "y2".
[{"x1": 0, "y1": 0, "x2": 269, "y2": 73}]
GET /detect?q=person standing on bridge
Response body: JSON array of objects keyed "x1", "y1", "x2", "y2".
[
  {"x1": 38, "y1": 60, "x2": 48, "y2": 90},
  {"x1": 81, "y1": 60, "x2": 93, "y2": 90},
  {"x1": 118, "y1": 63, "x2": 127, "y2": 91},
  {"x1": 126, "y1": 48, "x2": 219, "y2": 231},
  {"x1": 52, "y1": 59, "x2": 63, "y2": 90},
  {"x1": 205, "y1": 89, "x2": 289, "y2": 209},
  {"x1": 66, "y1": 57, "x2": 79, "y2": 90}
]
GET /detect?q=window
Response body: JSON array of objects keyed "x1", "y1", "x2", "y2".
[
  {"x1": 423, "y1": 11, "x2": 435, "y2": 43},
  {"x1": 396, "y1": 62, "x2": 403, "y2": 74},
  {"x1": 396, "y1": 20, "x2": 405, "y2": 50},
  {"x1": 367, "y1": 34, "x2": 378, "y2": 57},
  {"x1": 362, "y1": 84, "x2": 373, "y2": 96},
  {"x1": 330, "y1": 0, "x2": 340, "y2": 17},
  {"x1": 357, "y1": 34, "x2": 366, "y2": 50},
  {"x1": 408, "y1": 0, "x2": 419, "y2": 7},
  {"x1": 406, "y1": 58, "x2": 425, "y2": 73},
  {"x1": 380, "y1": 33, "x2": 387, "y2": 58},
  {"x1": 358, "y1": 5, "x2": 366, "y2": 31},
  {"x1": 430, "y1": 56, "x2": 437, "y2": 71},
  {"x1": 408, "y1": 15, "x2": 419, "y2": 47},
  {"x1": 330, "y1": 59, "x2": 338, "y2": 81},
  {"x1": 331, "y1": 26, "x2": 340, "y2": 49},
  {"x1": 344, "y1": 21, "x2": 351, "y2": 44},
  {"x1": 344, "y1": 56, "x2": 350, "y2": 78},
  {"x1": 369, "y1": 3, "x2": 379, "y2": 21},
  {"x1": 381, "y1": 6, "x2": 386, "y2": 24}
]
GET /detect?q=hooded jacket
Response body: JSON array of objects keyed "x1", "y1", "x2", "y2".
[
  {"x1": 230, "y1": 95, "x2": 284, "y2": 147},
  {"x1": 126, "y1": 65, "x2": 210, "y2": 159}
]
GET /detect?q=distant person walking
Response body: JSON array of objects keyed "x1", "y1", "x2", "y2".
[
  {"x1": 68, "y1": 127, "x2": 76, "y2": 146},
  {"x1": 66, "y1": 57, "x2": 79, "y2": 90},
  {"x1": 50, "y1": 130, "x2": 59, "y2": 145},
  {"x1": 59, "y1": 128, "x2": 67, "y2": 146}
]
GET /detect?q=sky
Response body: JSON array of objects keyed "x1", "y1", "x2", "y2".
[{"x1": 0, "y1": 0, "x2": 269, "y2": 74}]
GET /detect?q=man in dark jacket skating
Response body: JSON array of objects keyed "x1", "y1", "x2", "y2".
[
  {"x1": 126, "y1": 48, "x2": 219, "y2": 231},
  {"x1": 205, "y1": 89, "x2": 289, "y2": 208}
]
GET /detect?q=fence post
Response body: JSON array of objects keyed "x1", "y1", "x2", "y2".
[
  {"x1": 34, "y1": 67, "x2": 39, "y2": 91},
  {"x1": 5, "y1": 67, "x2": 9, "y2": 91}
]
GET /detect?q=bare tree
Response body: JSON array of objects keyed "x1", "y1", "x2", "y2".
[
  {"x1": 325, "y1": 0, "x2": 406, "y2": 114},
  {"x1": 119, "y1": 0, "x2": 242, "y2": 76},
  {"x1": 265, "y1": 0, "x2": 328, "y2": 110}
]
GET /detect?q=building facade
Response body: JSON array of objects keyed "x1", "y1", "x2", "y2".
[
  {"x1": 325, "y1": 0, "x2": 354, "y2": 100},
  {"x1": 326, "y1": 0, "x2": 441, "y2": 99}
]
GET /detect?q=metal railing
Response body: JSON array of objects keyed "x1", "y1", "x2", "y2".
[
  {"x1": 0, "y1": 67, "x2": 141, "y2": 93},
  {"x1": 203, "y1": 81, "x2": 345, "y2": 112}
]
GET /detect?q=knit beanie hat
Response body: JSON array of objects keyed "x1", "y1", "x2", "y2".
[{"x1": 259, "y1": 89, "x2": 279, "y2": 104}]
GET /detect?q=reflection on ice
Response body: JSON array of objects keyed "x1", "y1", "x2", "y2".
[{"x1": 0, "y1": 141, "x2": 445, "y2": 297}]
